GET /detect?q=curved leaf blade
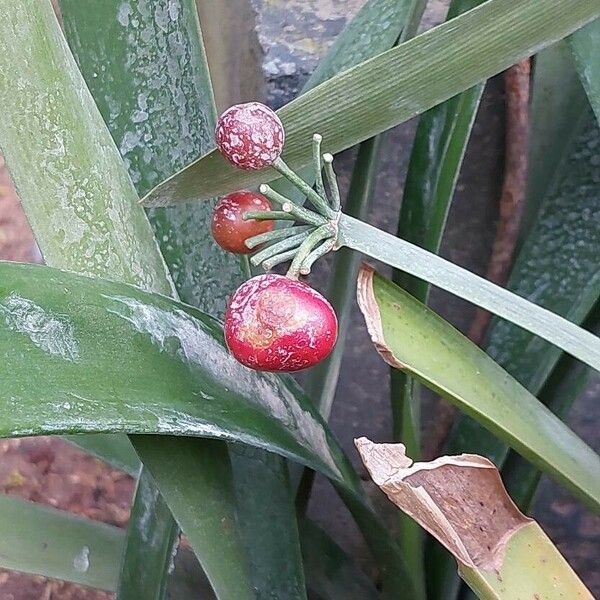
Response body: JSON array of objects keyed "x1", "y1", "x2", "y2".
[
  {"x1": 0, "y1": 260, "x2": 418, "y2": 598},
  {"x1": 0, "y1": 261, "x2": 349, "y2": 483},
  {"x1": 356, "y1": 265, "x2": 600, "y2": 512},
  {"x1": 141, "y1": 0, "x2": 600, "y2": 207},
  {"x1": 569, "y1": 18, "x2": 600, "y2": 123},
  {"x1": 0, "y1": 494, "x2": 124, "y2": 591},
  {"x1": 116, "y1": 467, "x2": 181, "y2": 600}
]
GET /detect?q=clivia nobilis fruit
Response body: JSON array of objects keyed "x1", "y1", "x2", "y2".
[
  {"x1": 224, "y1": 274, "x2": 338, "y2": 372},
  {"x1": 212, "y1": 191, "x2": 273, "y2": 255},
  {"x1": 215, "y1": 102, "x2": 285, "y2": 170},
  {"x1": 214, "y1": 102, "x2": 339, "y2": 372}
]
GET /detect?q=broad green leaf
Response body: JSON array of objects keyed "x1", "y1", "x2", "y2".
[
  {"x1": 0, "y1": 0, "x2": 173, "y2": 295},
  {"x1": 522, "y1": 42, "x2": 588, "y2": 235},
  {"x1": 569, "y1": 18, "x2": 600, "y2": 123},
  {"x1": 0, "y1": 261, "x2": 351, "y2": 496},
  {"x1": 117, "y1": 467, "x2": 180, "y2": 600},
  {"x1": 58, "y1": 1, "x2": 304, "y2": 597},
  {"x1": 300, "y1": 519, "x2": 380, "y2": 600},
  {"x1": 0, "y1": 494, "x2": 123, "y2": 591},
  {"x1": 64, "y1": 434, "x2": 140, "y2": 476},
  {"x1": 141, "y1": 0, "x2": 600, "y2": 207},
  {"x1": 0, "y1": 5, "x2": 415, "y2": 598},
  {"x1": 0, "y1": 260, "x2": 418, "y2": 599},
  {"x1": 58, "y1": 0, "x2": 244, "y2": 340},
  {"x1": 356, "y1": 266, "x2": 600, "y2": 512}
]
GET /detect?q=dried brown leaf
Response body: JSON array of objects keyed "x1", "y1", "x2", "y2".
[
  {"x1": 355, "y1": 437, "x2": 531, "y2": 570},
  {"x1": 356, "y1": 263, "x2": 407, "y2": 370}
]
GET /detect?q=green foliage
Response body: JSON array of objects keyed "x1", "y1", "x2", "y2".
[
  {"x1": 358, "y1": 268, "x2": 600, "y2": 512},
  {"x1": 142, "y1": 0, "x2": 600, "y2": 206},
  {"x1": 0, "y1": 0, "x2": 598, "y2": 598}
]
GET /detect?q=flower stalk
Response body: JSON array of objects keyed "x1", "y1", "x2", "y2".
[{"x1": 242, "y1": 134, "x2": 342, "y2": 278}]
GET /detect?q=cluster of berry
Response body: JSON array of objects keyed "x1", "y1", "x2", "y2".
[{"x1": 211, "y1": 102, "x2": 338, "y2": 373}]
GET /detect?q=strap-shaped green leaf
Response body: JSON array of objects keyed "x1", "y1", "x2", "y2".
[
  {"x1": 141, "y1": 0, "x2": 600, "y2": 207},
  {"x1": 339, "y1": 214, "x2": 600, "y2": 372},
  {"x1": 0, "y1": 491, "x2": 383, "y2": 597},
  {"x1": 0, "y1": 494, "x2": 124, "y2": 591},
  {"x1": 116, "y1": 467, "x2": 180, "y2": 600},
  {"x1": 356, "y1": 266, "x2": 600, "y2": 513},
  {"x1": 570, "y1": 18, "x2": 600, "y2": 123}
]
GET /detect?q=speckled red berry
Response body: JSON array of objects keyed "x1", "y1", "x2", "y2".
[
  {"x1": 212, "y1": 191, "x2": 273, "y2": 254},
  {"x1": 225, "y1": 274, "x2": 338, "y2": 372},
  {"x1": 215, "y1": 102, "x2": 285, "y2": 170}
]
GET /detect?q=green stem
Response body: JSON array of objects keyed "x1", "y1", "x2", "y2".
[
  {"x1": 312, "y1": 134, "x2": 327, "y2": 199},
  {"x1": 287, "y1": 224, "x2": 336, "y2": 279},
  {"x1": 273, "y1": 157, "x2": 335, "y2": 219},
  {"x1": 244, "y1": 210, "x2": 296, "y2": 222},
  {"x1": 259, "y1": 184, "x2": 327, "y2": 227},
  {"x1": 338, "y1": 214, "x2": 600, "y2": 372},
  {"x1": 263, "y1": 248, "x2": 302, "y2": 271},
  {"x1": 323, "y1": 153, "x2": 341, "y2": 212},
  {"x1": 245, "y1": 225, "x2": 312, "y2": 250},
  {"x1": 296, "y1": 136, "x2": 383, "y2": 517},
  {"x1": 300, "y1": 239, "x2": 336, "y2": 275},
  {"x1": 250, "y1": 231, "x2": 311, "y2": 267}
]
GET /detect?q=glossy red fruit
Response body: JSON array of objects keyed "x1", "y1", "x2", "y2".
[
  {"x1": 225, "y1": 274, "x2": 338, "y2": 372},
  {"x1": 212, "y1": 191, "x2": 273, "y2": 254},
  {"x1": 215, "y1": 102, "x2": 285, "y2": 170}
]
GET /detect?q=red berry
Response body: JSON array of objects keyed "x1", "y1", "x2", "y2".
[
  {"x1": 215, "y1": 102, "x2": 285, "y2": 170},
  {"x1": 212, "y1": 191, "x2": 274, "y2": 254},
  {"x1": 225, "y1": 274, "x2": 338, "y2": 372}
]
